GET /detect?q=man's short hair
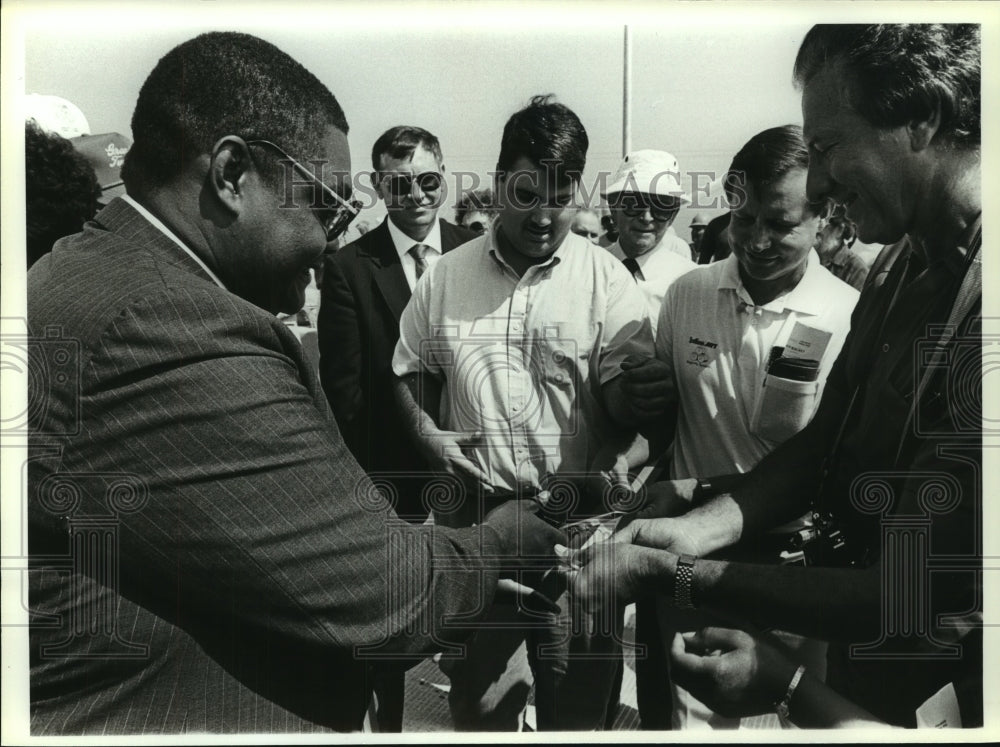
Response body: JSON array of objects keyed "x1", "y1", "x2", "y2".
[
  {"x1": 371, "y1": 126, "x2": 443, "y2": 171},
  {"x1": 25, "y1": 119, "x2": 101, "y2": 268},
  {"x1": 122, "y1": 32, "x2": 349, "y2": 193},
  {"x1": 793, "y1": 24, "x2": 980, "y2": 148},
  {"x1": 724, "y1": 124, "x2": 827, "y2": 214},
  {"x1": 496, "y1": 94, "x2": 588, "y2": 182}
]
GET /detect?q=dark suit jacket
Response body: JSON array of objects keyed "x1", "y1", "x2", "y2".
[
  {"x1": 318, "y1": 218, "x2": 476, "y2": 521},
  {"x1": 26, "y1": 199, "x2": 499, "y2": 734}
]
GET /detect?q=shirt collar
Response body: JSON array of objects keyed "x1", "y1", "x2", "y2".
[
  {"x1": 386, "y1": 215, "x2": 443, "y2": 260},
  {"x1": 717, "y1": 250, "x2": 827, "y2": 315},
  {"x1": 607, "y1": 240, "x2": 659, "y2": 270},
  {"x1": 486, "y1": 221, "x2": 565, "y2": 274},
  {"x1": 121, "y1": 194, "x2": 227, "y2": 289}
]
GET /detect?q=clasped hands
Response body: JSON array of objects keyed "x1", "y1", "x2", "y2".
[{"x1": 483, "y1": 478, "x2": 701, "y2": 617}]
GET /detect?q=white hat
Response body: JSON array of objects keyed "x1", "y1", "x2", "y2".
[
  {"x1": 25, "y1": 94, "x2": 91, "y2": 139},
  {"x1": 603, "y1": 149, "x2": 690, "y2": 204}
]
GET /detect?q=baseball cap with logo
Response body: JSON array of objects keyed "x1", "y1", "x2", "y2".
[
  {"x1": 71, "y1": 133, "x2": 132, "y2": 205},
  {"x1": 602, "y1": 149, "x2": 690, "y2": 204}
]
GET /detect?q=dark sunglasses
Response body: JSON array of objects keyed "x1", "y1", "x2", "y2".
[
  {"x1": 245, "y1": 138, "x2": 361, "y2": 243},
  {"x1": 615, "y1": 194, "x2": 680, "y2": 222},
  {"x1": 379, "y1": 171, "x2": 444, "y2": 199}
]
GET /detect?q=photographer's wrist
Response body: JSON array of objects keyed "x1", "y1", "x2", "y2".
[
  {"x1": 670, "y1": 478, "x2": 698, "y2": 503},
  {"x1": 628, "y1": 546, "x2": 667, "y2": 598}
]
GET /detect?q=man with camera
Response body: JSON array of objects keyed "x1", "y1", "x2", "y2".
[
  {"x1": 393, "y1": 94, "x2": 652, "y2": 730},
  {"x1": 573, "y1": 24, "x2": 983, "y2": 728},
  {"x1": 621, "y1": 124, "x2": 859, "y2": 729}
]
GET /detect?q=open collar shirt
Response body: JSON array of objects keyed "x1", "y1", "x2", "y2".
[
  {"x1": 656, "y1": 251, "x2": 859, "y2": 478},
  {"x1": 393, "y1": 225, "x2": 653, "y2": 492}
]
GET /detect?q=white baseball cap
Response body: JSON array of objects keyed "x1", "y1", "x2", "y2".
[{"x1": 603, "y1": 149, "x2": 690, "y2": 204}]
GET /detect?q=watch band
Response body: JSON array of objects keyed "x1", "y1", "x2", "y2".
[
  {"x1": 774, "y1": 664, "x2": 806, "y2": 726},
  {"x1": 674, "y1": 554, "x2": 697, "y2": 609},
  {"x1": 692, "y1": 478, "x2": 713, "y2": 504}
]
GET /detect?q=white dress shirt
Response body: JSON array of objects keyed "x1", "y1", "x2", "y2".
[
  {"x1": 607, "y1": 240, "x2": 695, "y2": 333},
  {"x1": 393, "y1": 226, "x2": 652, "y2": 492},
  {"x1": 386, "y1": 216, "x2": 443, "y2": 291}
]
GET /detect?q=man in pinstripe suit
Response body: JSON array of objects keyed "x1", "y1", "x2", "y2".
[{"x1": 26, "y1": 31, "x2": 562, "y2": 734}]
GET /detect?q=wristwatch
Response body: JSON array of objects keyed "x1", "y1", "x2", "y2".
[
  {"x1": 775, "y1": 664, "x2": 806, "y2": 726},
  {"x1": 692, "y1": 478, "x2": 713, "y2": 504},
  {"x1": 674, "y1": 554, "x2": 697, "y2": 609}
]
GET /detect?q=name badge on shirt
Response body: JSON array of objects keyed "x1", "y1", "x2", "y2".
[
  {"x1": 915, "y1": 682, "x2": 962, "y2": 728},
  {"x1": 783, "y1": 322, "x2": 832, "y2": 362}
]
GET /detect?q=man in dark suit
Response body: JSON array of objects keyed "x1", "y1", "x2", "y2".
[
  {"x1": 319, "y1": 126, "x2": 477, "y2": 525},
  {"x1": 317, "y1": 126, "x2": 476, "y2": 731},
  {"x1": 25, "y1": 32, "x2": 561, "y2": 735}
]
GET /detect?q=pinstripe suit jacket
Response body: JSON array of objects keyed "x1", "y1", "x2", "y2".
[{"x1": 26, "y1": 198, "x2": 500, "y2": 734}]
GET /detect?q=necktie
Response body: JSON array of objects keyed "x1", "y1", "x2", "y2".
[
  {"x1": 622, "y1": 256, "x2": 641, "y2": 280},
  {"x1": 409, "y1": 243, "x2": 429, "y2": 281}
]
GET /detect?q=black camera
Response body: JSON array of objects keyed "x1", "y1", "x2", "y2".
[{"x1": 789, "y1": 512, "x2": 867, "y2": 567}]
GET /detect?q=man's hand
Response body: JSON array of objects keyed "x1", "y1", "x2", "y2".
[
  {"x1": 619, "y1": 354, "x2": 675, "y2": 420},
  {"x1": 483, "y1": 499, "x2": 567, "y2": 572},
  {"x1": 566, "y1": 540, "x2": 664, "y2": 613},
  {"x1": 420, "y1": 428, "x2": 493, "y2": 493},
  {"x1": 624, "y1": 479, "x2": 696, "y2": 523},
  {"x1": 613, "y1": 514, "x2": 701, "y2": 556},
  {"x1": 669, "y1": 627, "x2": 797, "y2": 719},
  {"x1": 583, "y1": 454, "x2": 634, "y2": 513}
]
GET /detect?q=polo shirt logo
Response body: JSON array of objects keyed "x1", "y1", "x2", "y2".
[
  {"x1": 688, "y1": 336, "x2": 718, "y2": 349},
  {"x1": 686, "y1": 336, "x2": 718, "y2": 368}
]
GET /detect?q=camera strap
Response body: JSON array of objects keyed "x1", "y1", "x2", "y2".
[{"x1": 892, "y1": 221, "x2": 982, "y2": 467}]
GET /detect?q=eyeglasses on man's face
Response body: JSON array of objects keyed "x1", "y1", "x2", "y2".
[
  {"x1": 378, "y1": 171, "x2": 444, "y2": 201},
  {"x1": 246, "y1": 138, "x2": 361, "y2": 243},
  {"x1": 614, "y1": 193, "x2": 681, "y2": 222}
]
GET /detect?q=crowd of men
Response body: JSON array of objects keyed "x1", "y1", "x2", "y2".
[{"x1": 24, "y1": 22, "x2": 983, "y2": 734}]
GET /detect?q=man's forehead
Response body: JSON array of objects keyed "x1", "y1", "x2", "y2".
[
  {"x1": 377, "y1": 145, "x2": 441, "y2": 172},
  {"x1": 506, "y1": 160, "x2": 577, "y2": 193},
  {"x1": 316, "y1": 126, "x2": 352, "y2": 194},
  {"x1": 801, "y1": 62, "x2": 854, "y2": 138},
  {"x1": 317, "y1": 126, "x2": 351, "y2": 166},
  {"x1": 741, "y1": 171, "x2": 809, "y2": 213}
]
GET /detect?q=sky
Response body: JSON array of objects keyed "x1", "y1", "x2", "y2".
[{"x1": 16, "y1": 4, "x2": 817, "y2": 241}]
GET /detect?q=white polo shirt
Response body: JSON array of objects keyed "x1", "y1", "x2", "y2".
[
  {"x1": 608, "y1": 240, "x2": 695, "y2": 333},
  {"x1": 393, "y1": 227, "x2": 652, "y2": 492},
  {"x1": 656, "y1": 251, "x2": 859, "y2": 479}
]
